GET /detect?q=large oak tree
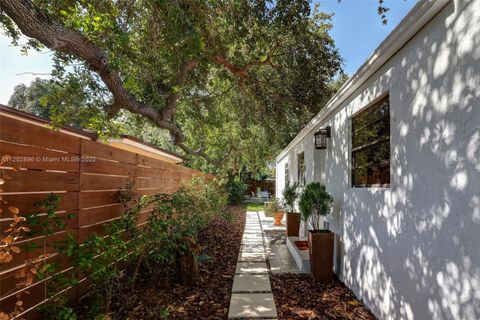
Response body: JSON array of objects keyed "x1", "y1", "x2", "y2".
[{"x1": 0, "y1": 0, "x2": 344, "y2": 174}]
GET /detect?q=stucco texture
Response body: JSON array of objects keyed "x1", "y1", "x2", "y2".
[{"x1": 275, "y1": 1, "x2": 480, "y2": 319}]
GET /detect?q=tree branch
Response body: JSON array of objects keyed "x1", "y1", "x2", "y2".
[
  {"x1": 0, "y1": 0, "x2": 214, "y2": 163},
  {"x1": 163, "y1": 59, "x2": 198, "y2": 120},
  {"x1": 213, "y1": 40, "x2": 281, "y2": 81}
]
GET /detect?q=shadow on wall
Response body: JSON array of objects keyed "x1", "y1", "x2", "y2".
[{"x1": 325, "y1": 1, "x2": 480, "y2": 319}]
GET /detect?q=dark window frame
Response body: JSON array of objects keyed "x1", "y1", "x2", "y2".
[{"x1": 351, "y1": 95, "x2": 391, "y2": 188}]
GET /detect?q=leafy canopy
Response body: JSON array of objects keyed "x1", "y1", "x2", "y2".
[{"x1": 0, "y1": 0, "x2": 344, "y2": 175}]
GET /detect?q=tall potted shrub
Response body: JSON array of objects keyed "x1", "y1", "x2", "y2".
[
  {"x1": 299, "y1": 182, "x2": 334, "y2": 284},
  {"x1": 282, "y1": 182, "x2": 300, "y2": 236}
]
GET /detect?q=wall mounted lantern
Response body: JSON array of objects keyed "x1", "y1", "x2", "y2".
[{"x1": 314, "y1": 126, "x2": 331, "y2": 150}]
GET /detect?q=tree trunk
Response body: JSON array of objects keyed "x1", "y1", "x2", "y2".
[{"x1": 176, "y1": 237, "x2": 200, "y2": 285}]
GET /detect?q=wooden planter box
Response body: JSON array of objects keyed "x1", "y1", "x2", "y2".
[
  {"x1": 308, "y1": 230, "x2": 334, "y2": 284},
  {"x1": 286, "y1": 212, "x2": 301, "y2": 237}
]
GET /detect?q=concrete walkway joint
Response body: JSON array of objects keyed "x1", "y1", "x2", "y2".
[{"x1": 228, "y1": 211, "x2": 278, "y2": 319}]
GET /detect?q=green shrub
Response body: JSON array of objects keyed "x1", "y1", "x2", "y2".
[
  {"x1": 299, "y1": 182, "x2": 333, "y2": 230},
  {"x1": 54, "y1": 176, "x2": 228, "y2": 318},
  {"x1": 226, "y1": 179, "x2": 247, "y2": 204},
  {"x1": 282, "y1": 182, "x2": 299, "y2": 213}
]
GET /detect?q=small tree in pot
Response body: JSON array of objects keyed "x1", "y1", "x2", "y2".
[
  {"x1": 299, "y1": 182, "x2": 334, "y2": 284},
  {"x1": 282, "y1": 182, "x2": 300, "y2": 236}
]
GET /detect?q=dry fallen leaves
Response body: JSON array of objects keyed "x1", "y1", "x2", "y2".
[{"x1": 271, "y1": 273, "x2": 377, "y2": 320}]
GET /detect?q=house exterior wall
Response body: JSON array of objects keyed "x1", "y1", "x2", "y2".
[{"x1": 275, "y1": 1, "x2": 480, "y2": 319}]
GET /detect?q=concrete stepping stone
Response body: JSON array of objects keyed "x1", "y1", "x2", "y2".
[
  {"x1": 240, "y1": 243, "x2": 265, "y2": 252},
  {"x1": 228, "y1": 293, "x2": 277, "y2": 319},
  {"x1": 241, "y1": 241, "x2": 264, "y2": 247},
  {"x1": 243, "y1": 230, "x2": 262, "y2": 234},
  {"x1": 235, "y1": 261, "x2": 268, "y2": 274},
  {"x1": 238, "y1": 250, "x2": 266, "y2": 262},
  {"x1": 242, "y1": 234, "x2": 263, "y2": 240},
  {"x1": 244, "y1": 227, "x2": 262, "y2": 231},
  {"x1": 232, "y1": 274, "x2": 272, "y2": 293}
]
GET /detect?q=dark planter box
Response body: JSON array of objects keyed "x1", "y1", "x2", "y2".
[
  {"x1": 308, "y1": 230, "x2": 334, "y2": 284},
  {"x1": 286, "y1": 212, "x2": 301, "y2": 237}
]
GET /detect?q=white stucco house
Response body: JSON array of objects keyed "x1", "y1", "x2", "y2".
[{"x1": 275, "y1": 0, "x2": 480, "y2": 319}]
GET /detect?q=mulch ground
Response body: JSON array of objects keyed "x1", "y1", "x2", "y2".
[
  {"x1": 106, "y1": 205, "x2": 245, "y2": 319},
  {"x1": 271, "y1": 273, "x2": 377, "y2": 320}
]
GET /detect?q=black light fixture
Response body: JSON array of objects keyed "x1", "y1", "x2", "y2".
[{"x1": 314, "y1": 126, "x2": 331, "y2": 150}]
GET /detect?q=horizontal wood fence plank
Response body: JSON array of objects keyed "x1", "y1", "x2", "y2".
[
  {"x1": 81, "y1": 139, "x2": 137, "y2": 164},
  {"x1": 0, "y1": 280, "x2": 46, "y2": 316},
  {"x1": 80, "y1": 174, "x2": 130, "y2": 191},
  {"x1": 80, "y1": 158, "x2": 135, "y2": 176},
  {"x1": 0, "y1": 141, "x2": 80, "y2": 172},
  {"x1": 78, "y1": 205, "x2": 124, "y2": 227},
  {"x1": 0, "y1": 230, "x2": 77, "y2": 273},
  {"x1": 136, "y1": 154, "x2": 167, "y2": 170},
  {"x1": 1, "y1": 192, "x2": 78, "y2": 216},
  {"x1": 2, "y1": 170, "x2": 79, "y2": 192},
  {"x1": 0, "y1": 114, "x2": 81, "y2": 154},
  {"x1": 78, "y1": 191, "x2": 120, "y2": 209}
]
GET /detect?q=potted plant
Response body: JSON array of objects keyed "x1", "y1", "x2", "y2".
[
  {"x1": 299, "y1": 182, "x2": 334, "y2": 284},
  {"x1": 265, "y1": 198, "x2": 285, "y2": 226},
  {"x1": 282, "y1": 182, "x2": 300, "y2": 237}
]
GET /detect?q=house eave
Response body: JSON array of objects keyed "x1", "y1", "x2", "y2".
[{"x1": 275, "y1": 0, "x2": 450, "y2": 163}]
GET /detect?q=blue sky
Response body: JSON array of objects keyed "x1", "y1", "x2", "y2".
[
  {"x1": 316, "y1": 0, "x2": 418, "y2": 75},
  {"x1": 0, "y1": 0, "x2": 418, "y2": 105}
]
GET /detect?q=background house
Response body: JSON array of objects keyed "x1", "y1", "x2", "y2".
[{"x1": 275, "y1": 0, "x2": 480, "y2": 319}]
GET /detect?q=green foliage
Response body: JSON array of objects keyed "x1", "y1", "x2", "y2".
[
  {"x1": 49, "y1": 177, "x2": 227, "y2": 317},
  {"x1": 264, "y1": 198, "x2": 283, "y2": 217},
  {"x1": 26, "y1": 194, "x2": 72, "y2": 237},
  {"x1": 298, "y1": 182, "x2": 333, "y2": 230},
  {"x1": 7, "y1": 76, "x2": 121, "y2": 138},
  {"x1": 220, "y1": 208, "x2": 234, "y2": 223},
  {"x1": 37, "y1": 304, "x2": 77, "y2": 320},
  {"x1": 145, "y1": 177, "x2": 227, "y2": 264},
  {"x1": 226, "y1": 179, "x2": 247, "y2": 204},
  {"x1": 282, "y1": 182, "x2": 299, "y2": 213},
  {"x1": 2, "y1": 0, "x2": 344, "y2": 176},
  {"x1": 23, "y1": 194, "x2": 79, "y2": 319}
]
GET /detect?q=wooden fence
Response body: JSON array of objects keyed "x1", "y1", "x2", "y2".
[
  {"x1": 245, "y1": 179, "x2": 275, "y2": 198},
  {"x1": 0, "y1": 110, "x2": 212, "y2": 318}
]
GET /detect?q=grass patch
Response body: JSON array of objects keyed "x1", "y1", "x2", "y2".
[{"x1": 245, "y1": 202, "x2": 264, "y2": 212}]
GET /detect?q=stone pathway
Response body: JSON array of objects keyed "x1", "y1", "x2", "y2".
[{"x1": 228, "y1": 211, "x2": 278, "y2": 319}]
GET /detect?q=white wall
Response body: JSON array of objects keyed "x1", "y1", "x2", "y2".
[{"x1": 276, "y1": 1, "x2": 480, "y2": 319}]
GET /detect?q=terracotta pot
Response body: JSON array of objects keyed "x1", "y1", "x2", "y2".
[
  {"x1": 286, "y1": 212, "x2": 301, "y2": 236},
  {"x1": 273, "y1": 211, "x2": 285, "y2": 226},
  {"x1": 308, "y1": 230, "x2": 334, "y2": 284}
]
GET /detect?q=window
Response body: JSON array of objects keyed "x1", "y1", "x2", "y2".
[
  {"x1": 297, "y1": 152, "x2": 306, "y2": 186},
  {"x1": 351, "y1": 95, "x2": 390, "y2": 187},
  {"x1": 285, "y1": 163, "x2": 289, "y2": 185}
]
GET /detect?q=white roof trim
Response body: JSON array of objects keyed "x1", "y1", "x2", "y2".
[{"x1": 276, "y1": 0, "x2": 450, "y2": 162}]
